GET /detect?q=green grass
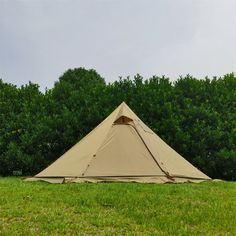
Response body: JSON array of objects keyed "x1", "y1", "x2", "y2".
[{"x1": 0, "y1": 178, "x2": 236, "y2": 235}]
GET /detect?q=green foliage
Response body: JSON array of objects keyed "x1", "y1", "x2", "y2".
[
  {"x1": 0, "y1": 178, "x2": 236, "y2": 235},
  {"x1": 0, "y1": 70, "x2": 236, "y2": 180}
]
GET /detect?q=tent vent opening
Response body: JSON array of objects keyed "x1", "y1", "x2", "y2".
[{"x1": 114, "y1": 116, "x2": 133, "y2": 124}]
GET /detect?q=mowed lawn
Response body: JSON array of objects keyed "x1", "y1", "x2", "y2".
[{"x1": 0, "y1": 178, "x2": 236, "y2": 235}]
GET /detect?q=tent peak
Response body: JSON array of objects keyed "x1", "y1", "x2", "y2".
[
  {"x1": 119, "y1": 101, "x2": 133, "y2": 111},
  {"x1": 114, "y1": 101, "x2": 137, "y2": 123},
  {"x1": 120, "y1": 101, "x2": 128, "y2": 106}
]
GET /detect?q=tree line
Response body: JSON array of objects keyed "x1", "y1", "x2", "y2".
[{"x1": 0, "y1": 68, "x2": 236, "y2": 180}]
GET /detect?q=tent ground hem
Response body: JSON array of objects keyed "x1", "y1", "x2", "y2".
[{"x1": 25, "y1": 176, "x2": 210, "y2": 184}]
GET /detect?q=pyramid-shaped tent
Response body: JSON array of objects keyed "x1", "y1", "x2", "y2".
[{"x1": 28, "y1": 102, "x2": 210, "y2": 183}]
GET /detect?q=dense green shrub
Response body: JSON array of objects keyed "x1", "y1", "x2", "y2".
[{"x1": 0, "y1": 69, "x2": 235, "y2": 180}]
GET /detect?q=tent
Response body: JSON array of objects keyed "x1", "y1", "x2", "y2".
[{"x1": 27, "y1": 102, "x2": 210, "y2": 183}]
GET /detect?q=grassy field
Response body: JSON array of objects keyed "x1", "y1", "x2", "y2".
[{"x1": 0, "y1": 178, "x2": 236, "y2": 235}]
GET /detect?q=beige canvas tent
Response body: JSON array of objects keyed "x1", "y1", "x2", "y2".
[{"x1": 27, "y1": 102, "x2": 210, "y2": 183}]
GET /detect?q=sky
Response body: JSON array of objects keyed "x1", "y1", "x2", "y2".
[{"x1": 1, "y1": 0, "x2": 236, "y2": 90}]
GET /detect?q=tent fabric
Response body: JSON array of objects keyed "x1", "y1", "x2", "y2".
[{"x1": 28, "y1": 102, "x2": 211, "y2": 183}]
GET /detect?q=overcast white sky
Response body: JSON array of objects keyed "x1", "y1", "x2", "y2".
[{"x1": 1, "y1": 0, "x2": 236, "y2": 90}]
